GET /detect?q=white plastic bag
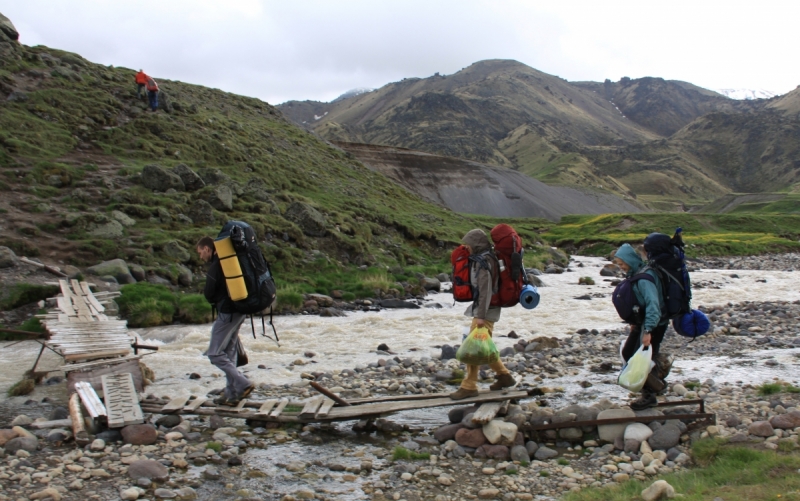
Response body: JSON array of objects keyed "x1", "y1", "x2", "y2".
[{"x1": 618, "y1": 345, "x2": 655, "y2": 392}]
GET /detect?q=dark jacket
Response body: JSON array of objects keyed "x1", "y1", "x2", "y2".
[
  {"x1": 462, "y1": 229, "x2": 501, "y2": 322},
  {"x1": 204, "y1": 254, "x2": 233, "y2": 313}
]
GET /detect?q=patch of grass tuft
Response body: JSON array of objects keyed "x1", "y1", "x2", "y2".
[
  {"x1": 758, "y1": 382, "x2": 782, "y2": 396},
  {"x1": 684, "y1": 381, "x2": 701, "y2": 390},
  {"x1": 392, "y1": 446, "x2": 431, "y2": 461},
  {"x1": 176, "y1": 294, "x2": 212, "y2": 324},
  {"x1": 539, "y1": 470, "x2": 550, "y2": 477},
  {"x1": 205, "y1": 441, "x2": 222, "y2": 453},
  {"x1": 505, "y1": 468, "x2": 518, "y2": 475},
  {"x1": 0, "y1": 283, "x2": 59, "y2": 310},
  {"x1": 117, "y1": 282, "x2": 176, "y2": 327},
  {"x1": 557, "y1": 458, "x2": 570, "y2": 465},
  {"x1": 8, "y1": 378, "x2": 35, "y2": 397}
]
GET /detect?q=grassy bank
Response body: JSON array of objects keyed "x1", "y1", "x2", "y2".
[
  {"x1": 563, "y1": 439, "x2": 800, "y2": 501},
  {"x1": 116, "y1": 283, "x2": 210, "y2": 327},
  {"x1": 542, "y1": 213, "x2": 800, "y2": 256}
]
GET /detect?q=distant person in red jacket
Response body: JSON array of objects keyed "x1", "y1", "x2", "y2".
[
  {"x1": 145, "y1": 76, "x2": 159, "y2": 112},
  {"x1": 135, "y1": 70, "x2": 148, "y2": 99}
]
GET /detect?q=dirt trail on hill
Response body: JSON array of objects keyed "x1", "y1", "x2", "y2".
[{"x1": 336, "y1": 142, "x2": 643, "y2": 220}]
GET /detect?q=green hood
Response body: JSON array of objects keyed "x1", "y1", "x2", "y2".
[{"x1": 615, "y1": 243, "x2": 645, "y2": 275}]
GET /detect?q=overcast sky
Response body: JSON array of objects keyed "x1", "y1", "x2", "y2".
[{"x1": 3, "y1": 1, "x2": 799, "y2": 104}]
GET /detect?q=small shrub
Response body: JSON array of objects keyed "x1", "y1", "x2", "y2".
[
  {"x1": 757, "y1": 382, "x2": 782, "y2": 396},
  {"x1": 539, "y1": 470, "x2": 550, "y2": 477},
  {"x1": 0, "y1": 283, "x2": 59, "y2": 310},
  {"x1": 176, "y1": 294, "x2": 212, "y2": 324},
  {"x1": 205, "y1": 441, "x2": 222, "y2": 453},
  {"x1": 18, "y1": 314, "x2": 45, "y2": 334},
  {"x1": 578, "y1": 276, "x2": 595, "y2": 285},
  {"x1": 557, "y1": 458, "x2": 569, "y2": 466},
  {"x1": 341, "y1": 291, "x2": 356, "y2": 301},
  {"x1": 8, "y1": 378, "x2": 35, "y2": 397},
  {"x1": 785, "y1": 384, "x2": 800, "y2": 393},
  {"x1": 117, "y1": 283, "x2": 176, "y2": 327},
  {"x1": 276, "y1": 285, "x2": 303, "y2": 311},
  {"x1": 392, "y1": 446, "x2": 430, "y2": 461}
]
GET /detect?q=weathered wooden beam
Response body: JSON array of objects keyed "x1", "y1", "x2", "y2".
[
  {"x1": 471, "y1": 402, "x2": 502, "y2": 425},
  {"x1": 309, "y1": 381, "x2": 351, "y2": 406},
  {"x1": 69, "y1": 393, "x2": 89, "y2": 446},
  {"x1": 299, "y1": 396, "x2": 324, "y2": 419},
  {"x1": 102, "y1": 373, "x2": 144, "y2": 428},
  {"x1": 74, "y1": 382, "x2": 107, "y2": 418},
  {"x1": 30, "y1": 418, "x2": 73, "y2": 429}
]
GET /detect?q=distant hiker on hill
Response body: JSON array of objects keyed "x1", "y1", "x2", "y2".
[
  {"x1": 450, "y1": 229, "x2": 516, "y2": 400},
  {"x1": 612, "y1": 243, "x2": 673, "y2": 410},
  {"x1": 135, "y1": 69, "x2": 148, "y2": 99},
  {"x1": 145, "y1": 76, "x2": 159, "y2": 111},
  {"x1": 196, "y1": 236, "x2": 254, "y2": 406}
]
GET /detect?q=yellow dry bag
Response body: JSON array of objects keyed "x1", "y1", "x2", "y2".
[{"x1": 214, "y1": 237, "x2": 248, "y2": 301}]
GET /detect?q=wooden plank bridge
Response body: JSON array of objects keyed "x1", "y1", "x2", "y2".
[{"x1": 139, "y1": 389, "x2": 532, "y2": 423}]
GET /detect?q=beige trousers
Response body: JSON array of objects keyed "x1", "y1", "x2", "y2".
[{"x1": 460, "y1": 318, "x2": 510, "y2": 391}]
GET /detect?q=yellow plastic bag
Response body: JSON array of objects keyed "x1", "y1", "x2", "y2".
[
  {"x1": 456, "y1": 327, "x2": 500, "y2": 365},
  {"x1": 618, "y1": 345, "x2": 655, "y2": 392}
]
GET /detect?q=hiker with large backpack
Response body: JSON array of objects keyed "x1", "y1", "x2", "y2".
[
  {"x1": 611, "y1": 243, "x2": 672, "y2": 410},
  {"x1": 449, "y1": 228, "x2": 517, "y2": 400},
  {"x1": 196, "y1": 235, "x2": 255, "y2": 406}
]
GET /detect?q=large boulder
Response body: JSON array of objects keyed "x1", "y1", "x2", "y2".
[
  {"x1": 207, "y1": 185, "x2": 233, "y2": 212},
  {"x1": 0, "y1": 246, "x2": 18, "y2": 268},
  {"x1": 141, "y1": 164, "x2": 184, "y2": 192},
  {"x1": 597, "y1": 408, "x2": 636, "y2": 443},
  {"x1": 482, "y1": 420, "x2": 518, "y2": 446},
  {"x1": 600, "y1": 264, "x2": 621, "y2": 277},
  {"x1": 111, "y1": 210, "x2": 136, "y2": 228},
  {"x1": 172, "y1": 164, "x2": 205, "y2": 191},
  {"x1": 285, "y1": 202, "x2": 327, "y2": 237},
  {"x1": 89, "y1": 220, "x2": 125, "y2": 239},
  {"x1": 4, "y1": 436, "x2": 37, "y2": 454},
  {"x1": 748, "y1": 421, "x2": 774, "y2": 438},
  {"x1": 421, "y1": 277, "x2": 441, "y2": 292},
  {"x1": 624, "y1": 423, "x2": 654, "y2": 442},
  {"x1": 127, "y1": 459, "x2": 169, "y2": 482},
  {"x1": 162, "y1": 241, "x2": 191, "y2": 263},
  {"x1": 87, "y1": 259, "x2": 134, "y2": 284},
  {"x1": 244, "y1": 178, "x2": 273, "y2": 202},
  {"x1": 187, "y1": 200, "x2": 215, "y2": 225},
  {"x1": 0, "y1": 13, "x2": 19, "y2": 42},
  {"x1": 455, "y1": 428, "x2": 486, "y2": 449},
  {"x1": 770, "y1": 411, "x2": 800, "y2": 430},
  {"x1": 197, "y1": 168, "x2": 231, "y2": 186},
  {"x1": 121, "y1": 424, "x2": 157, "y2": 445},
  {"x1": 648, "y1": 423, "x2": 681, "y2": 450}
]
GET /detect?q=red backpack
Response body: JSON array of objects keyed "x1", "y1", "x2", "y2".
[
  {"x1": 450, "y1": 224, "x2": 526, "y2": 307},
  {"x1": 489, "y1": 224, "x2": 525, "y2": 307}
]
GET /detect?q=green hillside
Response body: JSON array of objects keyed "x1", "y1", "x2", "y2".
[{"x1": 0, "y1": 34, "x2": 561, "y2": 293}]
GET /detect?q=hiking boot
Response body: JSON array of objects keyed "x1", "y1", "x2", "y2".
[
  {"x1": 213, "y1": 395, "x2": 235, "y2": 406},
  {"x1": 236, "y1": 384, "x2": 255, "y2": 401},
  {"x1": 490, "y1": 373, "x2": 517, "y2": 391},
  {"x1": 630, "y1": 391, "x2": 658, "y2": 411},
  {"x1": 449, "y1": 388, "x2": 479, "y2": 400}
]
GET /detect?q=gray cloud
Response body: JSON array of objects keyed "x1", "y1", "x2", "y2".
[{"x1": 3, "y1": 0, "x2": 798, "y2": 104}]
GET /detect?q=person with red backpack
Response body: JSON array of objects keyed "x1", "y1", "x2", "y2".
[
  {"x1": 135, "y1": 69, "x2": 148, "y2": 99},
  {"x1": 145, "y1": 76, "x2": 159, "y2": 112},
  {"x1": 450, "y1": 229, "x2": 516, "y2": 400}
]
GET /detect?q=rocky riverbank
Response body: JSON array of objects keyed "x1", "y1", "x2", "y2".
[{"x1": 1, "y1": 297, "x2": 798, "y2": 500}]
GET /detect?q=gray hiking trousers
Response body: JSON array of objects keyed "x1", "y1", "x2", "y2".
[{"x1": 207, "y1": 311, "x2": 251, "y2": 400}]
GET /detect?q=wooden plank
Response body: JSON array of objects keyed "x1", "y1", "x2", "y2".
[
  {"x1": 64, "y1": 349, "x2": 130, "y2": 363},
  {"x1": 69, "y1": 393, "x2": 89, "y2": 446},
  {"x1": 79, "y1": 282, "x2": 105, "y2": 313},
  {"x1": 102, "y1": 373, "x2": 144, "y2": 428},
  {"x1": 30, "y1": 418, "x2": 73, "y2": 429},
  {"x1": 255, "y1": 399, "x2": 278, "y2": 416},
  {"x1": 60, "y1": 355, "x2": 142, "y2": 373},
  {"x1": 161, "y1": 396, "x2": 191, "y2": 413},
  {"x1": 299, "y1": 396, "x2": 324, "y2": 419},
  {"x1": 184, "y1": 396, "x2": 207, "y2": 412},
  {"x1": 56, "y1": 297, "x2": 75, "y2": 317},
  {"x1": 270, "y1": 398, "x2": 289, "y2": 418},
  {"x1": 470, "y1": 402, "x2": 502, "y2": 425},
  {"x1": 233, "y1": 398, "x2": 249, "y2": 413},
  {"x1": 315, "y1": 398, "x2": 336, "y2": 419},
  {"x1": 322, "y1": 390, "x2": 529, "y2": 421},
  {"x1": 74, "y1": 381, "x2": 107, "y2": 418}
]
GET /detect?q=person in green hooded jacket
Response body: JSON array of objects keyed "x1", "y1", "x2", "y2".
[{"x1": 612, "y1": 243, "x2": 674, "y2": 410}]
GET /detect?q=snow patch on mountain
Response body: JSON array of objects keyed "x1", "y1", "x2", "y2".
[
  {"x1": 333, "y1": 88, "x2": 373, "y2": 102},
  {"x1": 716, "y1": 88, "x2": 776, "y2": 100}
]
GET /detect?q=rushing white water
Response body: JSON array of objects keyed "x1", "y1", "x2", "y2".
[{"x1": 2, "y1": 256, "x2": 799, "y2": 402}]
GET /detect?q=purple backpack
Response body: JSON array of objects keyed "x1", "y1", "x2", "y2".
[{"x1": 612, "y1": 270, "x2": 655, "y2": 324}]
